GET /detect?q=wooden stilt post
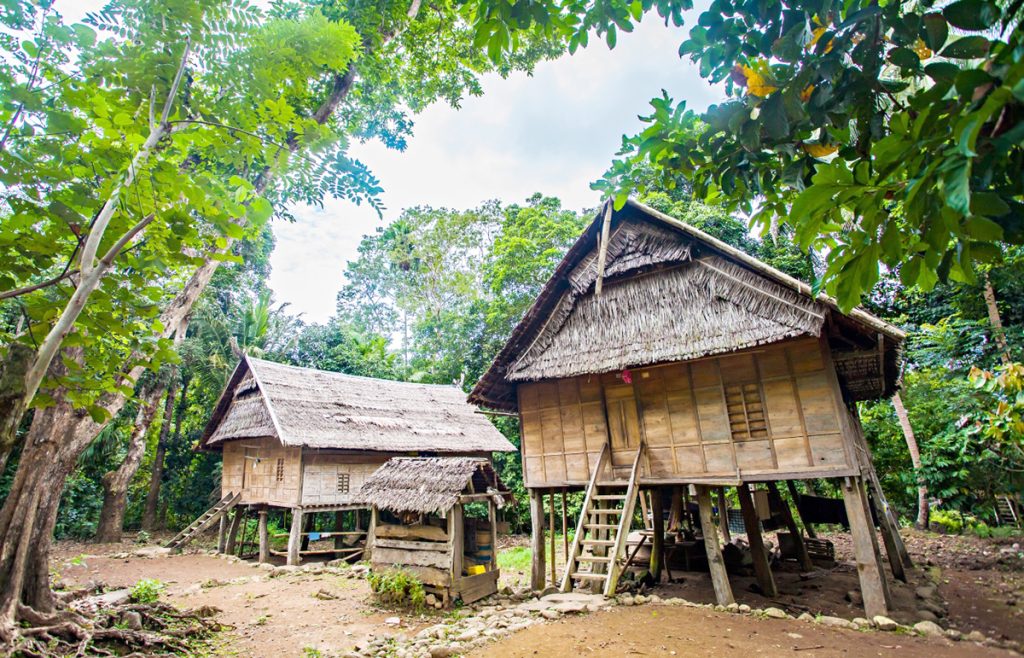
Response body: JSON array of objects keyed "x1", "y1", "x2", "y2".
[
  {"x1": 717, "y1": 488, "x2": 732, "y2": 543},
  {"x1": 650, "y1": 487, "x2": 664, "y2": 583},
  {"x1": 450, "y1": 504, "x2": 464, "y2": 579},
  {"x1": 529, "y1": 489, "x2": 546, "y2": 591},
  {"x1": 225, "y1": 508, "x2": 244, "y2": 555},
  {"x1": 300, "y1": 512, "x2": 314, "y2": 552},
  {"x1": 767, "y1": 482, "x2": 813, "y2": 572},
  {"x1": 669, "y1": 486, "x2": 684, "y2": 532},
  {"x1": 334, "y1": 510, "x2": 345, "y2": 550},
  {"x1": 697, "y1": 485, "x2": 734, "y2": 606},
  {"x1": 548, "y1": 491, "x2": 556, "y2": 586},
  {"x1": 737, "y1": 483, "x2": 777, "y2": 598},
  {"x1": 287, "y1": 508, "x2": 303, "y2": 566},
  {"x1": 217, "y1": 514, "x2": 228, "y2": 554},
  {"x1": 258, "y1": 509, "x2": 269, "y2": 564},
  {"x1": 841, "y1": 476, "x2": 891, "y2": 618},
  {"x1": 561, "y1": 489, "x2": 569, "y2": 563},
  {"x1": 489, "y1": 499, "x2": 498, "y2": 572},
  {"x1": 786, "y1": 480, "x2": 817, "y2": 538}
]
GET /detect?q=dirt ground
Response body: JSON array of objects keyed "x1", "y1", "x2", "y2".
[
  {"x1": 51, "y1": 527, "x2": 1024, "y2": 657},
  {"x1": 54, "y1": 539, "x2": 431, "y2": 657},
  {"x1": 468, "y1": 604, "x2": 1013, "y2": 658}
]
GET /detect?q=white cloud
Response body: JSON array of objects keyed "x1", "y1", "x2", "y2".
[{"x1": 271, "y1": 14, "x2": 724, "y2": 323}]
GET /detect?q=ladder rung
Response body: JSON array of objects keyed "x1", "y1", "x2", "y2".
[
  {"x1": 577, "y1": 555, "x2": 611, "y2": 563},
  {"x1": 582, "y1": 539, "x2": 615, "y2": 546},
  {"x1": 584, "y1": 523, "x2": 618, "y2": 530},
  {"x1": 589, "y1": 509, "x2": 622, "y2": 515},
  {"x1": 571, "y1": 572, "x2": 608, "y2": 581},
  {"x1": 593, "y1": 495, "x2": 625, "y2": 501}
]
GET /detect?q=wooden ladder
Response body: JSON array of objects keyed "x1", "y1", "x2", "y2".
[
  {"x1": 996, "y1": 496, "x2": 1020, "y2": 527},
  {"x1": 165, "y1": 492, "x2": 241, "y2": 550},
  {"x1": 560, "y1": 442, "x2": 645, "y2": 597}
]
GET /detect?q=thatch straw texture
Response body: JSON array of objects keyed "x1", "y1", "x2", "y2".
[
  {"x1": 200, "y1": 358, "x2": 516, "y2": 453},
  {"x1": 358, "y1": 457, "x2": 509, "y2": 515},
  {"x1": 469, "y1": 199, "x2": 904, "y2": 411},
  {"x1": 509, "y1": 255, "x2": 825, "y2": 381}
]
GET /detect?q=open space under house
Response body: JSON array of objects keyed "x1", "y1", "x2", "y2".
[
  {"x1": 469, "y1": 198, "x2": 911, "y2": 618},
  {"x1": 168, "y1": 356, "x2": 515, "y2": 566}
]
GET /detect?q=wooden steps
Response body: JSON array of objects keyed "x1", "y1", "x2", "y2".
[
  {"x1": 165, "y1": 492, "x2": 241, "y2": 550},
  {"x1": 560, "y1": 442, "x2": 645, "y2": 597},
  {"x1": 996, "y1": 496, "x2": 1020, "y2": 527}
]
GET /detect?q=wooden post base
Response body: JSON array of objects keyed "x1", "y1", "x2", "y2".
[
  {"x1": 529, "y1": 490, "x2": 546, "y2": 591},
  {"x1": 697, "y1": 485, "x2": 734, "y2": 605},
  {"x1": 258, "y1": 510, "x2": 269, "y2": 563},
  {"x1": 841, "y1": 476, "x2": 892, "y2": 618},
  {"x1": 287, "y1": 509, "x2": 303, "y2": 566},
  {"x1": 737, "y1": 483, "x2": 777, "y2": 598}
]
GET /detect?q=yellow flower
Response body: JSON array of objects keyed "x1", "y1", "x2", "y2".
[
  {"x1": 802, "y1": 143, "x2": 839, "y2": 158},
  {"x1": 740, "y1": 63, "x2": 778, "y2": 98},
  {"x1": 912, "y1": 38, "x2": 933, "y2": 60},
  {"x1": 800, "y1": 84, "x2": 815, "y2": 102}
]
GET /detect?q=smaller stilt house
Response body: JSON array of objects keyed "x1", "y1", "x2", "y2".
[
  {"x1": 360, "y1": 457, "x2": 512, "y2": 605},
  {"x1": 469, "y1": 199, "x2": 910, "y2": 618},
  {"x1": 168, "y1": 357, "x2": 515, "y2": 565}
]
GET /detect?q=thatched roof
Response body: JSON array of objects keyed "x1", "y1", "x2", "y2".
[
  {"x1": 358, "y1": 457, "x2": 511, "y2": 515},
  {"x1": 199, "y1": 357, "x2": 516, "y2": 454},
  {"x1": 469, "y1": 199, "x2": 904, "y2": 411}
]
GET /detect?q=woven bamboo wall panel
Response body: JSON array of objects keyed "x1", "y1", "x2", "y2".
[
  {"x1": 517, "y1": 336, "x2": 853, "y2": 486},
  {"x1": 221, "y1": 436, "x2": 301, "y2": 506}
]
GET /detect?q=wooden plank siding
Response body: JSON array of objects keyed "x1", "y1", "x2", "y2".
[{"x1": 517, "y1": 336, "x2": 856, "y2": 487}]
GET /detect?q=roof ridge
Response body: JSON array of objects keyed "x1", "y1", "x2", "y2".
[{"x1": 245, "y1": 356, "x2": 463, "y2": 389}]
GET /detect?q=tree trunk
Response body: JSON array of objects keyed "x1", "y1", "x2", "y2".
[
  {"x1": 983, "y1": 272, "x2": 1012, "y2": 364},
  {"x1": 95, "y1": 390, "x2": 164, "y2": 543},
  {"x1": 892, "y1": 392, "x2": 929, "y2": 530},
  {"x1": 0, "y1": 344, "x2": 36, "y2": 472},
  {"x1": 142, "y1": 371, "x2": 188, "y2": 531}
]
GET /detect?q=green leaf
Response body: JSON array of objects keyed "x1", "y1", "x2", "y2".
[
  {"x1": 963, "y1": 216, "x2": 1004, "y2": 241},
  {"x1": 941, "y1": 36, "x2": 990, "y2": 59},
  {"x1": 921, "y1": 13, "x2": 948, "y2": 51},
  {"x1": 941, "y1": 157, "x2": 971, "y2": 215},
  {"x1": 88, "y1": 406, "x2": 110, "y2": 424},
  {"x1": 942, "y1": 0, "x2": 1000, "y2": 31},
  {"x1": 924, "y1": 62, "x2": 959, "y2": 83},
  {"x1": 970, "y1": 192, "x2": 1010, "y2": 217},
  {"x1": 887, "y1": 47, "x2": 920, "y2": 70}
]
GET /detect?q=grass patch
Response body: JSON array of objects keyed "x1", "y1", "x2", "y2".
[{"x1": 498, "y1": 546, "x2": 532, "y2": 571}]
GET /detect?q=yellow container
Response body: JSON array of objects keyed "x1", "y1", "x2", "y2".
[{"x1": 466, "y1": 564, "x2": 486, "y2": 576}]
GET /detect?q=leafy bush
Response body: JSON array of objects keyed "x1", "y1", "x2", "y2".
[
  {"x1": 367, "y1": 568, "x2": 426, "y2": 611},
  {"x1": 929, "y1": 510, "x2": 964, "y2": 534},
  {"x1": 129, "y1": 578, "x2": 165, "y2": 604}
]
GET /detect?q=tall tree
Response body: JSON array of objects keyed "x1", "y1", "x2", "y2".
[{"x1": 0, "y1": 0, "x2": 555, "y2": 647}]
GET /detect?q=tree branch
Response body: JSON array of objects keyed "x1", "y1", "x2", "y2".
[
  {"x1": 99, "y1": 214, "x2": 154, "y2": 267},
  {"x1": 0, "y1": 270, "x2": 79, "y2": 301}
]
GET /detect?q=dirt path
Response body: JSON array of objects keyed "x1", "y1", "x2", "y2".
[
  {"x1": 56, "y1": 550, "x2": 429, "y2": 657},
  {"x1": 468, "y1": 604, "x2": 1014, "y2": 658}
]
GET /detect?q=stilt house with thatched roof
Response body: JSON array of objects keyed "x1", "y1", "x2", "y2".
[
  {"x1": 360, "y1": 457, "x2": 512, "y2": 605},
  {"x1": 169, "y1": 357, "x2": 514, "y2": 566},
  {"x1": 469, "y1": 199, "x2": 909, "y2": 618}
]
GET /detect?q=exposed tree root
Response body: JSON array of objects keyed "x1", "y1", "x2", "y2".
[{"x1": 2, "y1": 598, "x2": 224, "y2": 657}]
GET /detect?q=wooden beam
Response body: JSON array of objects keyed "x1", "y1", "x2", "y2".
[
  {"x1": 716, "y1": 487, "x2": 731, "y2": 543},
  {"x1": 334, "y1": 510, "x2": 345, "y2": 550},
  {"x1": 697, "y1": 485, "x2": 734, "y2": 606},
  {"x1": 548, "y1": 491, "x2": 556, "y2": 586},
  {"x1": 287, "y1": 509, "x2": 303, "y2": 566},
  {"x1": 529, "y1": 489, "x2": 546, "y2": 591},
  {"x1": 767, "y1": 482, "x2": 813, "y2": 571},
  {"x1": 737, "y1": 484, "x2": 777, "y2": 598},
  {"x1": 669, "y1": 486, "x2": 684, "y2": 532},
  {"x1": 841, "y1": 476, "x2": 892, "y2": 617},
  {"x1": 488, "y1": 500, "x2": 498, "y2": 571},
  {"x1": 786, "y1": 480, "x2": 817, "y2": 538},
  {"x1": 217, "y1": 514, "x2": 228, "y2": 554},
  {"x1": 225, "y1": 508, "x2": 244, "y2": 556},
  {"x1": 561, "y1": 488, "x2": 569, "y2": 563},
  {"x1": 650, "y1": 487, "x2": 664, "y2": 583},
  {"x1": 449, "y1": 504, "x2": 464, "y2": 581},
  {"x1": 258, "y1": 510, "x2": 269, "y2": 564}
]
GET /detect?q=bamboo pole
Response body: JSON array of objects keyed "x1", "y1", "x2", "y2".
[{"x1": 548, "y1": 491, "x2": 556, "y2": 586}]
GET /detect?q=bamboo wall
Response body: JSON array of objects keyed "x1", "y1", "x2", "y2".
[
  {"x1": 221, "y1": 436, "x2": 302, "y2": 506},
  {"x1": 301, "y1": 453, "x2": 386, "y2": 506},
  {"x1": 518, "y1": 336, "x2": 856, "y2": 487}
]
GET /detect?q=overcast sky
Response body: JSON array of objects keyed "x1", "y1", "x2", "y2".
[{"x1": 58, "y1": 1, "x2": 722, "y2": 323}]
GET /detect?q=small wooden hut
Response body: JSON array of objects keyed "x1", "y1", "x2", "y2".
[
  {"x1": 469, "y1": 199, "x2": 908, "y2": 617},
  {"x1": 175, "y1": 357, "x2": 515, "y2": 565},
  {"x1": 360, "y1": 457, "x2": 512, "y2": 605}
]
